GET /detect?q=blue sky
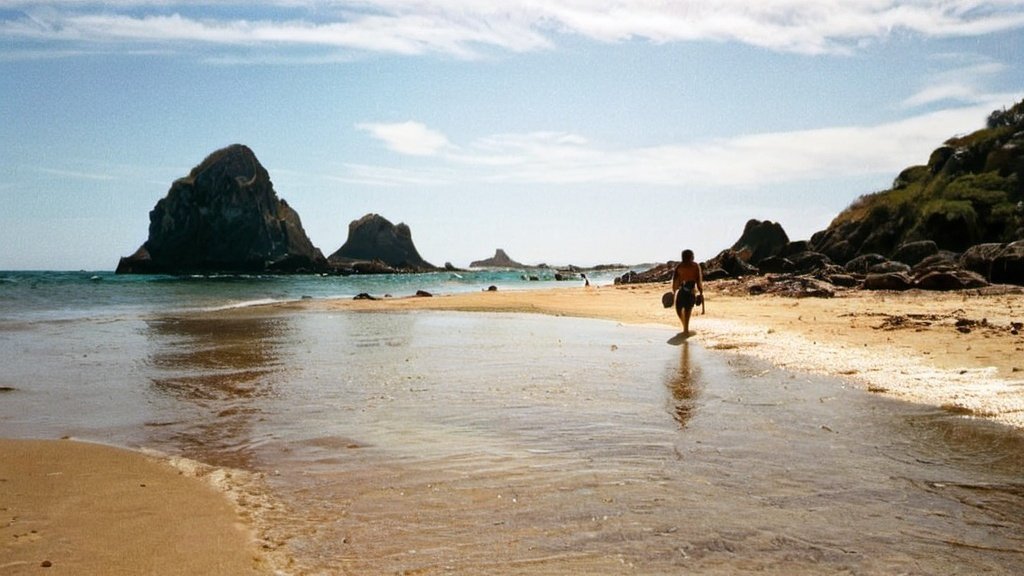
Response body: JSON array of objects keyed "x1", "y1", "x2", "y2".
[{"x1": 2, "y1": 2, "x2": 1023, "y2": 270}]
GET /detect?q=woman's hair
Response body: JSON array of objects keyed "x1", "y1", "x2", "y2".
[{"x1": 681, "y1": 249, "x2": 694, "y2": 263}]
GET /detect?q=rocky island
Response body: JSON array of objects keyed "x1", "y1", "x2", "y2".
[
  {"x1": 328, "y1": 213, "x2": 436, "y2": 274},
  {"x1": 116, "y1": 144, "x2": 328, "y2": 274},
  {"x1": 470, "y1": 249, "x2": 527, "y2": 269}
]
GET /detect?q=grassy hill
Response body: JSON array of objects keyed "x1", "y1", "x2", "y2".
[{"x1": 811, "y1": 100, "x2": 1024, "y2": 263}]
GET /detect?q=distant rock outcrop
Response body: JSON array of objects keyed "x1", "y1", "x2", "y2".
[
  {"x1": 327, "y1": 213, "x2": 435, "y2": 271},
  {"x1": 470, "y1": 249, "x2": 526, "y2": 268},
  {"x1": 116, "y1": 144, "x2": 327, "y2": 274}
]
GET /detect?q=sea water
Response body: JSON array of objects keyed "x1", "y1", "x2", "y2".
[
  {"x1": 0, "y1": 269, "x2": 613, "y2": 322},
  {"x1": 1, "y1": 271, "x2": 1023, "y2": 574}
]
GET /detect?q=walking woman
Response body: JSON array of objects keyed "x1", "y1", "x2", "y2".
[{"x1": 671, "y1": 249, "x2": 704, "y2": 335}]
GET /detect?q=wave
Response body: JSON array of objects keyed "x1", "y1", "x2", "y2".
[{"x1": 200, "y1": 298, "x2": 295, "y2": 312}]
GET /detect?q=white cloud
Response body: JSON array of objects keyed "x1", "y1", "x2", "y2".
[
  {"x1": 356, "y1": 121, "x2": 454, "y2": 156},
  {"x1": 332, "y1": 163, "x2": 457, "y2": 186},
  {"x1": 2, "y1": 1, "x2": 1024, "y2": 58},
  {"x1": 34, "y1": 167, "x2": 118, "y2": 181},
  {"x1": 353, "y1": 101, "x2": 1017, "y2": 188},
  {"x1": 902, "y1": 60, "x2": 1012, "y2": 107}
]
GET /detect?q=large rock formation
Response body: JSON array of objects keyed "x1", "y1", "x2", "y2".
[
  {"x1": 327, "y1": 213, "x2": 434, "y2": 271},
  {"x1": 731, "y1": 219, "x2": 790, "y2": 264},
  {"x1": 470, "y1": 249, "x2": 526, "y2": 268},
  {"x1": 116, "y1": 144, "x2": 327, "y2": 274}
]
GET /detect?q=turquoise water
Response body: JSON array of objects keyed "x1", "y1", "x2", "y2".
[{"x1": 0, "y1": 269, "x2": 618, "y2": 322}]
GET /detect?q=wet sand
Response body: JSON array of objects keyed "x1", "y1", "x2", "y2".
[
  {"x1": 248, "y1": 323, "x2": 1024, "y2": 575},
  {"x1": 0, "y1": 439, "x2": 273, "y2": 575},
  {"x1": 292, "y1": 281, "x2": 1024, "y2": 429}
]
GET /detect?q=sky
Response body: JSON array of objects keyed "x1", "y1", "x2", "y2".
[{"x1": 2, "y1": 1, "x2": 1024, "y2": 270}]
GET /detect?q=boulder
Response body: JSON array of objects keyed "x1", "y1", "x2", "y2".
[
  {"x1": 960, "y1": 243, "x2": 1006, "y2": 278},
  {"x1": 614, "y1": 270, "x2": 640, "y2": 285},
  {"x1": 915, "y1": 270, "x2": 989, "y2": 291},
  {"x1": 705, "y1": 249, "x2": 759, "y2": 277},
  {"x1": 991, "y1": 240, "x2": 1024, "y2": 285},
  {"x1": 702, "y1": 268, "x2": 732, "y2": 281},
  {"x1": 780, "y1": 240, "x2": 810, "y2": 257},
  {"x1": 471, "y1": 249, "x2": 526, "y2": 268},
  {"x1": 912, "y1": 252, "x2": 959, "y2": 274},
  {"x1": 730, "y1": 219, "x2": 790, "y2": 264},
  {"x1": 892, "y1": 240, "x2": 939, "y2": 267},
  {"x1": 868, "y1": 261, "x2": 912, "y2": 274},
  {"x1": 845, "y1": 253, "x2": 888, "y2": 274},
  {"x1": 757, "y1": 256, "x2": 795, "y2": 274},
  {"x1": 328, "y1": 213, "x2": 435, "y2": 271},
  {"x1": 116, "y1": 144, "x2": 328, "y2": 274},
  {"x1": 788, "y1": 251, "x2": 832, "y2": 274},
  {"x1": 826, "y1": 273, "x2": 861, "y2": 288},
  {"x1": 960, "y1": 241, "x2": 1024, "y2": 285},
  {"x1": 864, "y1": 272, "x2": 914, "y2": 291},
  {"x1": 745, "y1": 275, "x2": 835, "y2": 298},
  {"x1": 812, "y1": 233, "x2": 858, "y2": 266}
]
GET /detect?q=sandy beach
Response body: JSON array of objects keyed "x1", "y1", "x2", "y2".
[
  {"x1": 0, "y1": 439, "x2": 273, "y2": 575},
  {"x1": 290, "y1": 280, "x2": 1024, "y2": 429}
]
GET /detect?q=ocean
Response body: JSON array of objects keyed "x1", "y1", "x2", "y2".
[
  {"x1": 0, "y1": 268, "x2": 617, "y2": 322},
  {"x1": 2, "y1": 270, "x2": 1023, "y2": 574}
]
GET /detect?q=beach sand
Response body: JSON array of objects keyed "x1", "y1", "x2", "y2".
[
  {"x1": 0, "y1": 439, "x2": 273, "y2": 575},
  {"x1": 292, "y1": 281, "x2": 1024, "y2": 429}
]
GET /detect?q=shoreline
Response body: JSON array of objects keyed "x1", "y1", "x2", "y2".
[{"x1": 278, "y1": 281, "x2": 1024, "y2": 429}]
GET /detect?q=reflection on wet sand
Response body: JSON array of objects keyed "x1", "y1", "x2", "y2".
[
  {"x1": 144, "y1": 315, "x2": 291, "y2": 468},
  {"x1": 666, "y1": 340, "x2": 699, "y2": 427}
]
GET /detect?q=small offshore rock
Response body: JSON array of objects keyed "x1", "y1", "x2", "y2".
[{"x1": 415, "y1": 290, "x2": 433, "y2": 298}]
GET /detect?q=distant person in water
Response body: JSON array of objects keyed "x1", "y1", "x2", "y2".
[{"x1": 671, "y1": 249, "x2": 704, "y2": 335}]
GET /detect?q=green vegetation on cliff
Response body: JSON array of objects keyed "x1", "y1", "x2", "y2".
[{"x1": 812, "y1": 100, "x2": 1024, "y2": 262}]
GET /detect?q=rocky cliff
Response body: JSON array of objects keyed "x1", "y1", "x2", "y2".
[
  {"x1": 470, "y1": 249, "x2": 526, "y2": 268},
  {"x1": 116, "y1": 144, "x2": 328, "y2": 274},
  {"x1": 327, "y1": 213, "x2": 435, "y2": 271}
]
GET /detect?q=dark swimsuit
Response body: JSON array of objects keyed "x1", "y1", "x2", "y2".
[{"x1": 675, "y1": 281, "x2": 696, "y2": 313}]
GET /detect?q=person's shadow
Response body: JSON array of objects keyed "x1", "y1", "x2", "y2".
[{"x1": 667, "y1": 331, "x2": 690, "y2": 346}]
